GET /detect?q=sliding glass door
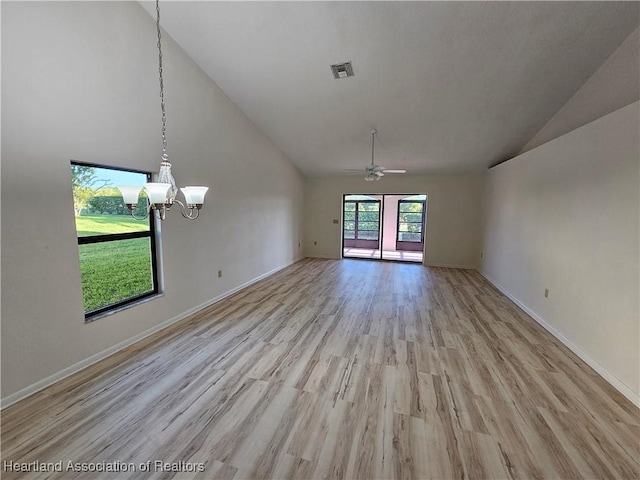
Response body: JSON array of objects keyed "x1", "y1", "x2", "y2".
[
  {"x1": 343, "y1": 197, "x2": 381, "y2": 249},
  {"x1": 342, "y1": 193, "x2": 426, "y2": 262}
]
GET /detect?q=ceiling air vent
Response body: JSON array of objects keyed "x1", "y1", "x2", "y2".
[{"x1": 331, "y1": 61, "x2": 354, "y2": 79}]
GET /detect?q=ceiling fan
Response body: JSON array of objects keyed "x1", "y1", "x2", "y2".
[{"x1": 345, "y1": 129, "x2": 407, "y2": 181}]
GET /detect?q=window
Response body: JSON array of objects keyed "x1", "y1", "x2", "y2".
[
  {"x1": 344, "y1": 199, "x2": 381, "y2": 244},
  {"x1": 397, "y1": 199, "x2": 425, "y2": 243},
  {"x1": 71, "y1": 162, "x2": 159, "y2": 319}
]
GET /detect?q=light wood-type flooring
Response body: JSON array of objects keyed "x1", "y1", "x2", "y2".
[{"x1": 2, "y1": 258, "x2": 639, "y2": 479}]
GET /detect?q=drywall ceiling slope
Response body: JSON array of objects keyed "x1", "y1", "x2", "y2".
[
  {"x1": 139, "y1": 1, "x2": 639, "y2": 176},
  {"x1": 520, "y1": 26, "x2": 640, "y2": 154}
]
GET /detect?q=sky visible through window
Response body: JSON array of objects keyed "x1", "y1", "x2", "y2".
[{"x1": 99, "y1": 168, "x2": 147, "y2": 187}]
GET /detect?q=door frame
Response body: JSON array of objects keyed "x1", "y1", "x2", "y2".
[{"x1": 341, "y1": 193, "x2": 427, "y2": 262}]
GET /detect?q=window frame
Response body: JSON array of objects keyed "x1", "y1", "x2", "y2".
[
  {"x1": 71, "y1": 161, "x2": 160, "y2": 321},
  {"x1": 342, "y1": 198, "x2": 382, "y2": 250},
  {"x1": 345, "y1": 199, "x2": 381, "y2": 241},
  {"x1": 396, "y1": 199, "x2": 426, "y2": 244}
]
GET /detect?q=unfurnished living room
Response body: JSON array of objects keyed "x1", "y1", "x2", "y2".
[{"x1": 1, "y1": 1, "x2": 639, "y2": 479}]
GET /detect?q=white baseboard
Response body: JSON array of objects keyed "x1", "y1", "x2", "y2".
[
  {"x1": 0, "y1": 258, "x2": 303, "y2": 410},
  {"x1": 477, "y1": 269, "x2": 640, "y2": 408},
  {"x1": 424, "y1": 263, "x2": 478, "y2": 269}
]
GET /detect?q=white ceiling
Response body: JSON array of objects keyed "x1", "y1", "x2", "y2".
[{"x1": 140, "y1": 1, "x2": 639, "y2": 176}]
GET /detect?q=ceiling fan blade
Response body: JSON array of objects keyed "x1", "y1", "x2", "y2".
[
  {"x1": 381, "y1": 169, "x2": 407, "y2": 174},
  {"x1": 344, "y1": 169, "x2": 365, "y2": 172}
]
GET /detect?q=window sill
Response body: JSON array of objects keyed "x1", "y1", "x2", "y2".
[{"x1": 84, "y1": 293, "x2": 165, "y2": 324}]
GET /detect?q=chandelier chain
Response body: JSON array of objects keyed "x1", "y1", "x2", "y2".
[{"x1": 156, "y1": 0, "x2": 168, "y2": 160}]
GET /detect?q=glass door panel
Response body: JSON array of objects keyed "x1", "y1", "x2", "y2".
[{"x1": 396, "y1": 200, "x2": 425, "y2": 252}]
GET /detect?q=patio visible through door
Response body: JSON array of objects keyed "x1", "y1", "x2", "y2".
[{"x1": 342, "y1": 194, "x2": 426, "y2": 263}]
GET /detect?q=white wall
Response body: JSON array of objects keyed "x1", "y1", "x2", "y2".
[
  {"x1": 1, "y1": 2, "x2": 303, "y2": 402},
  {"x1": 304, "y1": 174, "x2": 483, "y2": 267},
  {"x1": 481, "y1": 102, "x2": 640, "y2": 404}
]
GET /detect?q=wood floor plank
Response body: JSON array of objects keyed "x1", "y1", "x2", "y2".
[{"x1": 1, "y1": 258, "x2": 638, "y2": 479}]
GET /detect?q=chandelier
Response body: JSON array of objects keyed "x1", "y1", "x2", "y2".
[{"x1": 118, "y1": 0, "x2": 208, "y2": 220}]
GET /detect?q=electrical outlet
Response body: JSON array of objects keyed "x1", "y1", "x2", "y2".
[
  {"x1": 314, "y1": 241, "x2": 317, "y2": 246},
  {"x1": 480, "y1": 252, "x2": 483, "y2": 259},
  {"x1": 333, "y1": 219, "x2": 339, "y2": 224},
  {"x1": 298, "y1": 242, "x2": 301, "y2": 248},
  {"x1": 544, "y1": 288, "x2": 549, "y2": 298},
  {"x1": 218, "y1": 270, "x2": 223, "y2": 278}
]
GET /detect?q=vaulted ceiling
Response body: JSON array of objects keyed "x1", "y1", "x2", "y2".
[{"x1": 140, "y1": 1, "x2": 639, "y2": 176}]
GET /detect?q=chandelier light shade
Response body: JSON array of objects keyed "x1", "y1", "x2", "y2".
[
  {"x1": 117, "y1": 0, "x2": 209, "y2": 221},
  {"x1": 144, "y1": 183, "x2": 172, "y2": 205},
  {"x1": 118, "y1": 185, "x2": 145, "y2": 205},
  {"x1": 180, "y1": 186, "x2": 210, "y2": 206}
]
